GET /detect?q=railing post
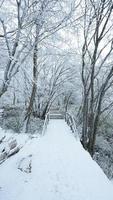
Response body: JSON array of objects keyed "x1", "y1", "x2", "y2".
[{"x1": 42, "y1": 112, "x2": 49, "y2": 136}]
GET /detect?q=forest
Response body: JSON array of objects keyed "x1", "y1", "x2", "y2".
[{"x1": 0, "y1": 0, "x2": 113, "y2": 199}]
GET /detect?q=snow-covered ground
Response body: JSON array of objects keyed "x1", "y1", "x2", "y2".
[{"x1": 0, "y1": 120, "x2": 113, "y2": 200}]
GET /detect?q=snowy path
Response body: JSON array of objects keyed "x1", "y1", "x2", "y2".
[{"x1": 0, "y1": 119, "x2": 113, "y2": 200}]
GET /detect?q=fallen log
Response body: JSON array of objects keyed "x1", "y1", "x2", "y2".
[
  {"x1": 0, "y1": 138, "x2": 21, "y2": 164},
  {"x1": 0, "y1": 136, "x2": 6, "y2": 144},
  {"x1": 0, "y1": 152, "x2": 7, "y2": 163},
  {"x1": 8, "y1": 139, "x2": 17, "y2": 150},
  {"x1": 8, "y1": 146, "x2": 20, "y2": 158}
]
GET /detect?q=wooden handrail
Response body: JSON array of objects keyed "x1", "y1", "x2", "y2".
[
  {"x1": 65, "y1": 112, "x2": 78, "y2": 138},
  {"x1": 42, "y1": 113, "x2": 49, "y2": 135}
]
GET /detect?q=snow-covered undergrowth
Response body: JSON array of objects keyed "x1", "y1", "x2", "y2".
[
  {"x1": 0, "y1": 127, "x2": 31, "y2": 164},
  {"x1": 0, "y1": 127, "x2": 28, "y2": 147},
  {"x1": 0, "y1": 120, "x2": 113, "y2": 200}
]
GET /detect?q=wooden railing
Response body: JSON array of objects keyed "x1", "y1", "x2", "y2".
[
  {"x1": 65, "y1": 112, "x2": 78, "y2": 138},
  {"x1": 42, "y1": 111, "x2": 78, "y2": 138},
  {"x1": 42, "y1": 113, "x2": 50, "y2": 135}
]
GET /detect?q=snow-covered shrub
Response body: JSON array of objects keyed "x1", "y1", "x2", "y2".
[
  {"x1": 25, "y1": 116, "x2": 44, "y2": 134},
  {"x1": 1, "y1": 106, "x2": 24, "y2": 133}
]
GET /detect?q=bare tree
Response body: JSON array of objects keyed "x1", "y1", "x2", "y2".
[
  {"x1": 0, "y1": 0, "x2": 32, "y2": 97},
  {"x1": 81, "y1": 0, "x2": 113, "y2": 156},
  {"x1": 25, "y1": 0, "x2": 78, "y2": 127}
]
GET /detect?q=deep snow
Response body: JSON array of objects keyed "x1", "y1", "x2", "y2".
[{"x1": 0, "y1": 120, "x2": 113, "y2": 200}]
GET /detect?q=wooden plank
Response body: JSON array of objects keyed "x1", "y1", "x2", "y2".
[{"x1": 49, "y1": 113, "x2": 64, "y2": 119}]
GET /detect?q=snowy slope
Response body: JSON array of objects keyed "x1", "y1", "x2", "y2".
[{"x1": 0, "y1": 120, "x2": 113, "y2": 200}]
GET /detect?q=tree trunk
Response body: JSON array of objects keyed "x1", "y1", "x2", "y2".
[
  {"x1": 25, "y1": 22, "x2": 39, "y2": 130},
  {"x1": 81, "y1": 92, "x2": 89, "y2": 149}
]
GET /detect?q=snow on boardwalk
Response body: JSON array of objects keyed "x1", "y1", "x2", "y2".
[{"x1": 0, "y1": 120, "x2": 113, "y2": 200}]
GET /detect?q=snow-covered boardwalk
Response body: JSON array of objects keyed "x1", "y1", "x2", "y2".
[{"x1": 0, "y1": 119, "x2": 113, "y2": 200}]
